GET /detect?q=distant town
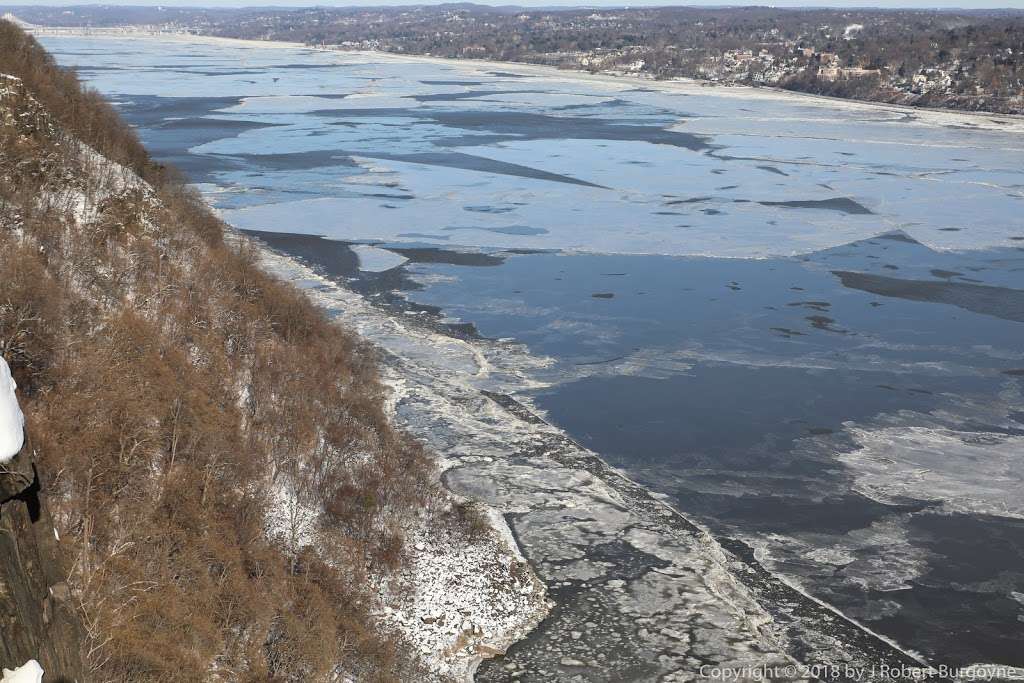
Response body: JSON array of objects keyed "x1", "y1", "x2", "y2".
[{"x1": 5, "y1": 4, "x2": 1024, "y2": 114}]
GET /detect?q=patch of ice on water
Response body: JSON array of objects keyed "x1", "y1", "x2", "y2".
[
  {"x1": 839, "y1": 518, "x2": 935, "y2": 592},
  {"x1": 750, "y1": 516, "x2": 934, "y2": 596},
  {"x1": 346, "y1": 156, "x2": 401, "y2": 183},
  {"x1": 351, "y1": 244, "x2": 409, "y2": 272},
  {"x1": 341, "y1": 92, "x2": 419, "y2": 109},
  {"x1": 217, "y1": 95, "x2": 350, "y2": 114},
  {"x1": 840, "y1": 418, "x2": 1024, "y2": 520},
  {"x1": 804, "y1": 547, "x2": 858, "y2": 566}
]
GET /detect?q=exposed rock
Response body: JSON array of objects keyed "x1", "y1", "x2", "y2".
[{"x1": 0, "y1": 439, "x2": 85, "y2": 678}]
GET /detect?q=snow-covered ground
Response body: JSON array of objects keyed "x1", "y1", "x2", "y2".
[{"x1": 376, "y1": 510, "x2": 549, "y2": 681}]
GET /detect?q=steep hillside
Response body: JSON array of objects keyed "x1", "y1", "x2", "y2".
[{"x1": 0, "y1": 21, "x2": 544, "y2": 682}]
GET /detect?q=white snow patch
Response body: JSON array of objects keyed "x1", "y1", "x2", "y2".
[
  {"x1": 0, "y1": 357, "x2": 26, "y2": 464},
  {"x1": 0, "y1": 73, "x2": 23, "y2": 98},
  {"x1": 377, "y1": 516, "x2": 548, "y2": 682},
  {"x1": 265, "y1": 474, "x2": 319, "y2": 556}
]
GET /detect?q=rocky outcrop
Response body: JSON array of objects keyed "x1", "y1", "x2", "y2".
[{"x1": 1, "y1": 440, "x2": 85, "y2": 681}]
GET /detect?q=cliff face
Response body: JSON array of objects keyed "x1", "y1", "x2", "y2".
[{"x1": 1, "y1": 441, "x2": 86, "y2": 682}]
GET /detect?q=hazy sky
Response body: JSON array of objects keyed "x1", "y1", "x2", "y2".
[
  {"x1": 2, "y1": 0, "x2": 1024, "y2": 8},
  {"x1": 3, "y1": 0, "x2": 1024, "y2": 7}
]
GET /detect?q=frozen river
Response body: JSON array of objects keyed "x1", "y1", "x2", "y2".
[{"x1": 43, "y1": 34, "x2": 1024, "y2": 673}]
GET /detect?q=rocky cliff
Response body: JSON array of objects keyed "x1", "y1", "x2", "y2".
[{"x1": 1, "y1": 361, "x2": 85, "y2": 681}]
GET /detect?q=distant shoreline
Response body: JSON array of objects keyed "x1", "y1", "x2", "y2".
[{"x1": 30, "y1": 26, "x2": 1024, "y2": 131}]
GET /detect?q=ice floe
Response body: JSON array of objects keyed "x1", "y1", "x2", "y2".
[{"x1": 351, "y1": 244, "x2": 409, "y2": 272}]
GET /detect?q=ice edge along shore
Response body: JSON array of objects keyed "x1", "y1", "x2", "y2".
[{"x1": 246, "y1": 233, "x2": 939, "y2": 680}]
